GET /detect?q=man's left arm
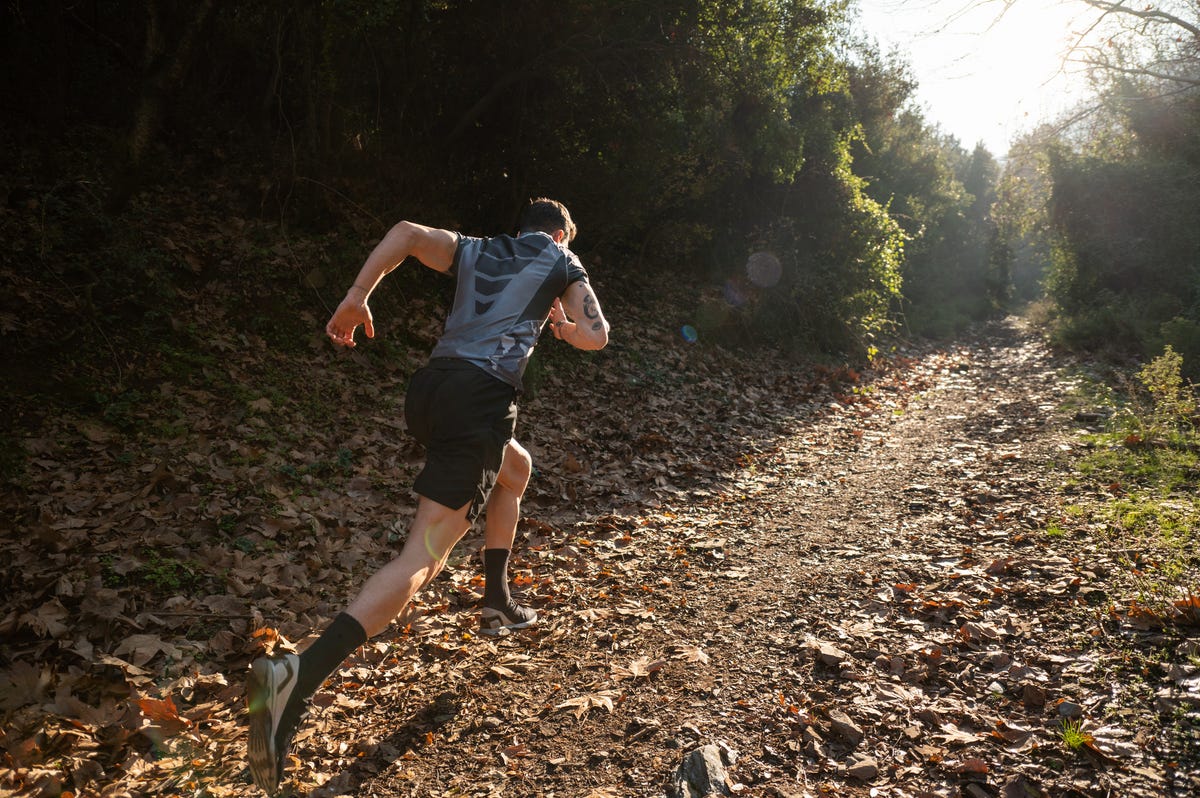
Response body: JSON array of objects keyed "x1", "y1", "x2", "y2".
[{"x1": 548, "y1": 280, "x2": 610, "y2": 351}]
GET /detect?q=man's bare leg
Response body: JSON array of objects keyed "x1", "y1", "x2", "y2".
[
  {"x1": 480, "y1": 440, "x2": 536, "y2": 632},
  {"x1": 485, "y1": 439, "x2": 531, "y2": 550},
  {"x1": 248, "y1": 496, "x2": 470, "y2": 791},
  {"x1": 347, "y1": 496, "x2": 472, "y2": 636}
]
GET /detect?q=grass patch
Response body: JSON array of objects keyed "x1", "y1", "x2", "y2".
[
  {"x1": 1061, "y1": 346, "x2": 1200, "y2": 607},
  {"x1": 102, "y1": 549, "x2": 208, "y2": 596},
  {"x1": 1058, "y1": 719, "x2": 1092, "y2": 751}
]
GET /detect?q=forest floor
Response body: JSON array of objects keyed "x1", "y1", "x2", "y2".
[{"x1": 2, "y1": 183, "x2": 1199, "y2": 797}]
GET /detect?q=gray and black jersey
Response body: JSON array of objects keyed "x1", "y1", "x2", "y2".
[{"x1": 430, "y1": 231, "x2": 588, "y2": 391}]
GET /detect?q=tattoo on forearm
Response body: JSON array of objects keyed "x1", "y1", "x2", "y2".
[{"x1": 582, "y1": 295, "x2": 605, "y2": 331}]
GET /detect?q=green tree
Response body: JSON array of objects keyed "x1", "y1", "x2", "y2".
[
  {"x1": 3, "y1": 0, "x2": 933, "y2": 359},
  {"x1": 847, "y1": 46, "x2": 1001, "y2": 338},
  {"x1": 1002, "y1": 72, "x2": 1200, "y2": 371}
]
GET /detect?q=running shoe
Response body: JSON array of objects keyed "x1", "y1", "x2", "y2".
[
  {"x1": 246, "y1": 653, "x2": 300, "y2": 794},
  {"x1": 479, "y1": 601, "x2": 538, "y2": 635}
]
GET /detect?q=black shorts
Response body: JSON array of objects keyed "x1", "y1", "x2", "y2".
[{"x1": 404, "y1": 359, "x2": 518, "y2": 522}]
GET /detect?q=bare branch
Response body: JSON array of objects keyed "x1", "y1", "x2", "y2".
[
  {"x1": 1074, "y1": 56, "x2": 1200, "y2": 86},
  {"x1": 1078, "y1": 0, "x2": 1200, "y2": 39}
]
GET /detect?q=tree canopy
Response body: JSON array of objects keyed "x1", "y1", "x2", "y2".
[
  {"x1": 2, "y1": 0, "x2": 1005, "y2": 372},
  {"x1": 991, "y1": 0, "x2": 1200, "y2": 371}
]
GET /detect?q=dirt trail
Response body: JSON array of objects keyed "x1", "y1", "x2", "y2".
[
  {"x1": 283, "y1": 319, "x2": 1190, "y2": 798},
  {"x1": 6, "y1": 318, "x2": 1194, "y2": 798}
]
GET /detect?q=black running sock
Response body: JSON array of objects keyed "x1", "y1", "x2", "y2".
[
  {"x1": 296, "y1": 612, "x2": 368, "y2": 699},
  {"x1": 483, "y1": 548, "x2": 513, "y2": 608},
  {"x1": 278, "y1": 612, "x2": 368, "y2": 741}
]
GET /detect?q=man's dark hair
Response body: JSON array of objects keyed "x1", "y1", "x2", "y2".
[{"x1": 518, "y1": 197, "x2": 576, "y2": 243}]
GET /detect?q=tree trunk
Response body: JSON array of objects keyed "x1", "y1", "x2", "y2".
[{"x1": 107, "y1": 0, "x2": 215, "y2": 212}]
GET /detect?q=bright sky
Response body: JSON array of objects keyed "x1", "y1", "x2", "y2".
[{"x1": 854, "y1": 0, "x2": 1096, "y2": 155}]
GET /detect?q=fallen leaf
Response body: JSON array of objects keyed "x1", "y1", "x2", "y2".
[
  {"x1": 113, "y1": 634, "x2": 183, "y2": 667},
  {"x1": 672, "y1": 644, "x2": 709, "y2": 664},
  {"x1": 991, "y1": 720, "x2": 1036, "y2": 752},
  {"x1": 936, "y1": 723, "x2": 984, "y2": 746},
  {"x1": 555, "y1": 690, "x2": 620, "y2": 718},
  {"x1": 137, "y1": 695, "x2": 193, "y2": 737},
  {"x1": 613, "y1": 656, "x2": 666, "y2": 680},
  {"x1": 955, "y1": 757, "x2": 990, "y2": 775}
]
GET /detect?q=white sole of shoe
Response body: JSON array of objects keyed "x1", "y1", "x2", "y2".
[
  {"x1": 479, "y1": 608, "x2": 538, "y2": 635},
  {"x1": 247, "y1": 656, "x2": 296, "y2": 793}
]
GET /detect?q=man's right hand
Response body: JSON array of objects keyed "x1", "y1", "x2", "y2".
[
  {"x1": 556, "y1": 281, "x2": 609, "y2": 351},
  {"x1": 326, "y1": 295, "x2": 375, "y2": 347}
]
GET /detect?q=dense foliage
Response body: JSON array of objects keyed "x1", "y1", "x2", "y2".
[
  {"x1": 848, "y1": 50, "x2": 1004, "y2": 339},
  {"x1": 993, "y1": 1, "x2": 1200, "y2": 374},
  {"x1": 1, "y1": 0, "x2": 1003, "y2": 395}
]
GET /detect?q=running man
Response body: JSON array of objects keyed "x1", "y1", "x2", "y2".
[{"x1": 246, "y1": 198, "x2": 609, "y2": 793}]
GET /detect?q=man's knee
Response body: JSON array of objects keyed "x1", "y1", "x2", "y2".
[{"x1": 497, "y1": 440, "x2": 532, "y2": 495}]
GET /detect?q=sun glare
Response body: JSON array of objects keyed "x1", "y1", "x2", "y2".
[{"x1": 856, "y1": 0, "x2": 1095, "y2": 154}]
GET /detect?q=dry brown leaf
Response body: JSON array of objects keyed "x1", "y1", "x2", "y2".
[
  {"x1": 954, "y1": 757, "x2": 990, "y2": 775},
  {"x1": 137, "y1": 695, "x2": 193, "y2": 737},
  {"x1": 113, "y1": 634, "x2": 183, "y2": 667},
  {"x1": 991, "y1": 720, "x2": 1036, "y2": 752},
  {"x1": 936, "y1": 723, "x2": 984, "y2": 746},
  {"x1": 0, "y1": 661, "x2": 52, "y2": 710},
  {"x1": 555, "y1": 690, "x2": 620, "y2": 718},
  {"x1": 20, "y1": 599, "x2": 70, "y2": 638},
  {"x1": 1086, "y1": 725, "x2": 1141, "y2": 760},
  {"x1": 612, "y1": 656, "x2": 666, "y2": 680},
  {"x1": 672, "y1": 644, "x2": 709, "y2": 664}
]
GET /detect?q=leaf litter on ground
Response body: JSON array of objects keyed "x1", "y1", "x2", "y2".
[{"x1": 2, "y1": 187, "x2": 1198, "y2": 797}]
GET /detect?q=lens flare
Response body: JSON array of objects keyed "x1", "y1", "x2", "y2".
[
  {"x1": 746, "y1": 251, "x2": 782, "y2": 288},
  {"x1": 681, "y1": 325, "x2": 699, "y2": 343}
]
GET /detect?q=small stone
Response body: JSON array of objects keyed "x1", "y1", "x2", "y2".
[
  {"x1": 845, "y1": 753, "x2": 878, "y2": 781},
  {"x1": 815, "y1": 641, "x2": 850, "y2": 666},
  {"x1": 672, "y1": 744, "x2": 731, "y2": 798},
  {"x1": 828, "y1": 709, "x2": 864, "y2": 746},
  {"x1": 717, "y1": 741, "x2": 739, "y2": 765},
  {"x1": 1057, "y1": 700, "x2": 1083, "y2": 719}
]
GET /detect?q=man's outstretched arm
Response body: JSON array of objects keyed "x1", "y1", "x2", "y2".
[
  {"x1": 548, "y1": 280, "x2": 610, "y2": 351},
  {"x1": 326, "y1": 221, "x2": 458, "y2": 347}
]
